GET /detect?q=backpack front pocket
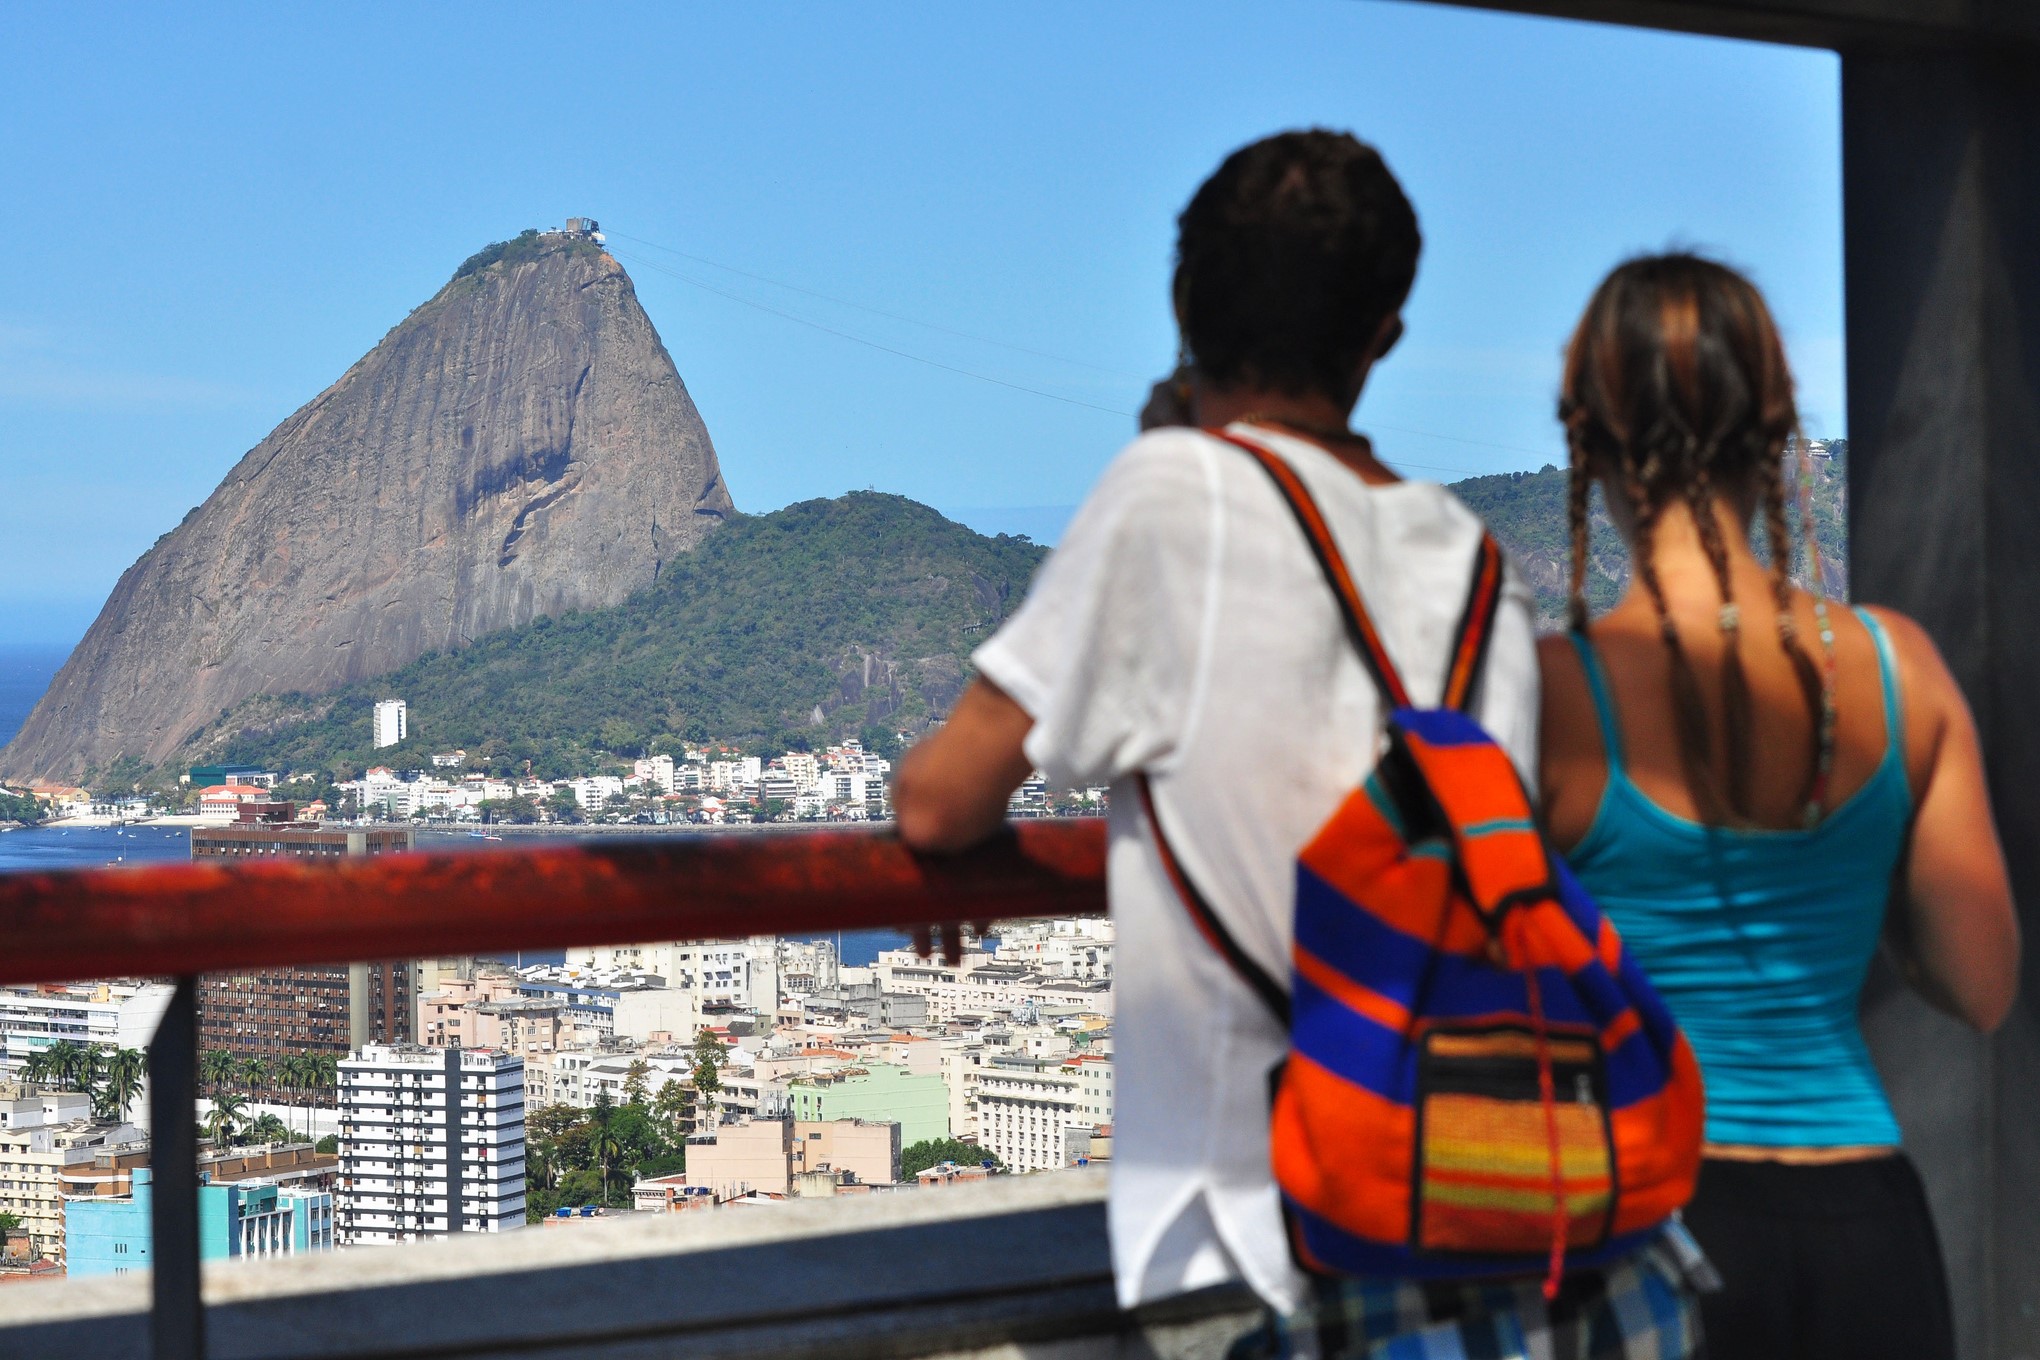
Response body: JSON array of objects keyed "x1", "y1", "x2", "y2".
[{"x1": 1411, "y1": 1025, "x2": 1616, "y2": 1256}]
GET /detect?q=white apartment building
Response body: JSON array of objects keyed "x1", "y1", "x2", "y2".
[
  {"x1": 568, "y1": 775, "x2": 626, "y2": 810},
  {"x1": 0, "y1": 982, "x2": 175, "y2": 1090},
  {"x1": 993, "y1": 919, "x2": 1116, "y2": 981},
  {"x1": 873, "y1": 953, "x2": 1115, "y2": 1024},
  {"x1": 0, "y1": 1111, "x2": 144, "y2": 1263},
  {"x1": 940, "y1": 1039, "x2": 985, "y2": 1143},
  {"x1": 337, "y1": 1045, "x2": 525, "y2": 1245},
  {"x1": 706, "y1": 758, "x2": 762, "y2": 794},
  {"x1": 975, "y1": 1055, "x2": 1114, "y2": 1174},
  {"x1": 632, "y1": 755, "x2": 676, "y2": 793},
  {"x1": 565, "y1": 938, "x2": 779, "y2": 1016},
  {"x1": 372, "y1": 699, "x2": 408, "y2": 749},
  {"x1": 776, "y1": 939, "x2": 840, "y2": 998}
]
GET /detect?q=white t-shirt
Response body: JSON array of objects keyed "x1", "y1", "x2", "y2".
[{"x1": 972, "y1": 423, "x2": 1540, "y2": 1314}]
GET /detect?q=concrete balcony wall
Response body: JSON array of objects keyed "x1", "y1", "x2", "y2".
[{"x1": 0, "y1": 1172, "x2": 1258, "y2": 1360}]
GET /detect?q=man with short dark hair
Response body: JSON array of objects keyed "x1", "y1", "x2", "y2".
[{"x1": 894, "y1": 131, "x2": 1697, "y2": 1357}]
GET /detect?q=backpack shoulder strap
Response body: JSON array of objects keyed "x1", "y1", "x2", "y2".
[
  {"x1": 1207, "y1": 428, "x2": 1504, "y2": 713},
  {"x1": 1442, "y1": 534, "x2": 1506, "y2": 713},
  {"x1": 1136, "y1": 773, "x2": 1291, "y2": 1025}
]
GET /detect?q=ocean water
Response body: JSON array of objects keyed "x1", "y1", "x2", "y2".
[
  {"x1": 0, "y1": 822, "x2": 908, "y2": 967},
  {"x1": 0, "y1": 645, "x2": 67, "y2": 748},
  {"x1": 0, "y1": 641, "x2": 908, "y2": 965},
  {"x1": 0, "y1": 823, "x2": 193, "y2": 872}
]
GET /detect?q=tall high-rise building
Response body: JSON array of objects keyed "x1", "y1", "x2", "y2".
[
  {"x1": 194, "y1": 819, "x2": 415, "y2": 1095},
  {"x1": 337, "y1": 1045, "x2": 525, "y2": 1245},
  {"x1": 372, "y1": 698, "x2": 408, "y2": 749}
]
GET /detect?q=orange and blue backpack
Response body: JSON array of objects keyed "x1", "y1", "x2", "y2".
[{"x1": 1142, "y1": 429, "x2": 1704, "y2": 1296}]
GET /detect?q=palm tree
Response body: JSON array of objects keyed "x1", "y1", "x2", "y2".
[
  {"x1": 100, "y1": 1048, "x2": 145, "y2": 1123},
  {"x1": 528, "y1": 1144, "x2": 558, "y2": 1195},
  {"x1": 204, "y1": 1093, "x2": 247, "y2": 1147},
  {"x1": 48, "y1": 1041, "x2": 96, "y2": 1092},
  {"x1": 313, "y1": 1053, "x2": 338, "y2": 1131},
  {"x1": 246, "y1": 1113, "x2": 292, "y2": 1146},
  {"x1": 19, "y1": 1049, "x2": 56, "y2": 1088},
  {"x1": 241, "y1": 1056, "x2": 271, "y2": 1103},
  {"x1": 592, "y1": 1125, "x2": 626, "y2": 1207},
  {"x1": 200, "y1": 1049, "x2": 236, "y2": 1097},
  {"x1": 280, "y1": 1054, "x2": 310, "y2": 1140}
]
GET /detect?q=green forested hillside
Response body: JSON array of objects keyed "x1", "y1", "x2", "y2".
[
  {"x1": 184, "y1": 493, "x2": 1045, "y2": 780},
  {"x1": 1453, "y1": 448, "x2": 1848, "y2": 630},
  {"x1": 178, "y1": 454, "x2": 1848, "y2": 783}
]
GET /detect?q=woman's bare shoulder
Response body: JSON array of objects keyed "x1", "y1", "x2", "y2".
[
  {"x1": 1535, "y1": 632, "x2": 1598, "y2": 749},
  {"x1": 1855, "y1": 603, "x2": 1968, "y2": 765}
]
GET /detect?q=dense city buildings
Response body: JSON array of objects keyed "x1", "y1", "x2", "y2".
[
  {"x1": 0, "y1": 1091, "x2": 144, "y2": 1265},
  {"x1": 336, "y1": 1044, "x2": 525, "y2": 1245},
  {"x1": 66, "y1": 1166, "x2": 335, "y2": 1277},
  {"x1": 0, "y1": 982, "x2": 173, "y2": 1086},
  {"x1": 786, "y1": 1063, "x2": 949, "y2": 1146},
  {"x1": 976, "y1": 1054, "x2": 1116, "y2": 1174},
  {"x1": 193, "y1": 816, "x2": 415, "y2": 1092}
]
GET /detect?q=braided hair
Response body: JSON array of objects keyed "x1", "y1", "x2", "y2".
[{"x1": 1558, "y1": 255, "x2": 1820, "y2": 826}]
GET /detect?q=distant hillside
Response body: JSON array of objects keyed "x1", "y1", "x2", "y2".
[
  {"x1": 1453, "y1": 449, "x2": 1848, "y2": 630},
  {"x1": 176, "y1": 456, "x2": 1846, "y2": 786},
  {"x1": 182, "y1": 493, "x2": 1044, "y2": 780},
  {"x1": 1, "y1": 228, "x2": 732, "y2": 784}
]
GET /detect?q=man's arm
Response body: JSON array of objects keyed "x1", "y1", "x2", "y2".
[{"x1": 892, "y1": 678, "x2": 1036, "y2": 853}]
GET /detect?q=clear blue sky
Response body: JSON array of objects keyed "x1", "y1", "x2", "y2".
[{"x1": 0, "y1": 2, "x2": 1841, "y2": 648}]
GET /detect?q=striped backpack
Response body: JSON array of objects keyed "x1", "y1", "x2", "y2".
[{"x1": 1143, "y1": 429, "x2": 1704, "y2": 1294}]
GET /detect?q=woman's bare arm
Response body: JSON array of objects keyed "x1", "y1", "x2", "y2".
[
  {"x1": 1874, "y1": 607, "x2": 2021, "y2": 1032},
  {"x1": 891, "y1": 679, "x2": 1036, "y2": 853}
]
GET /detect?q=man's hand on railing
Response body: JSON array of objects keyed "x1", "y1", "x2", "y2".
[{"x1": 892, "y1": 679, "x2": 1036, "y2": 854}]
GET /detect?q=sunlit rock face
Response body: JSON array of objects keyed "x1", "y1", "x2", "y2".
[{"x1": 1, "y1": 236, "x2": 733, "y2": 781}]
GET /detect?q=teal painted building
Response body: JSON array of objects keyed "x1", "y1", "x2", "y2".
[
  {"x1": 787, "y1": 1063, "x2": 948, "y2": 1146},
  {"x1": 66, "y1": 1169, "x2": 334, "y2": 1277}
]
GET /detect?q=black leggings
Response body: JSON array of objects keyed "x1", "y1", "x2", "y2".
[{"x1": 1682, "y1": 1154, "x2": 1954, "y2": 1360}]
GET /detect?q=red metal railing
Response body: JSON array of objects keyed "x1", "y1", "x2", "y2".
[
  {"x1": 0, "y1": 822, "x2": 1107, "y2": 984},
  {"x1": 0, "y1": 821, "x2": 1108, "y2": 1359}
]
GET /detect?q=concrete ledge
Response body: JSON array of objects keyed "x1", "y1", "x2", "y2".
[{"x1": 0, "y1": 1173, "x2": 1260, "y2": 1359}]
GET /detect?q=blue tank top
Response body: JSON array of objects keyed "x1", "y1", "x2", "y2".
[{"x1": 1565, "y1": 609, "x2": 1911, "y2": 1148}]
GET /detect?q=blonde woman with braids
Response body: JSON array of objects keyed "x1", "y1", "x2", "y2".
[{"x1": 1537, "y1": 253, "x2": 2018, "y2": 1359}]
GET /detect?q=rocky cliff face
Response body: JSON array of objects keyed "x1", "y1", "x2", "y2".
[{"x1": 1, "y1": 233, "x2": 734, "y2": 782}]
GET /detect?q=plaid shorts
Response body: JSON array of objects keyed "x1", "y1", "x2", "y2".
[{"x1": 1228, "y1": 1230, "x2": 1707, "y2": 1360}]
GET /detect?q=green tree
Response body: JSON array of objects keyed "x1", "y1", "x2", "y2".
[
  {"x1": 277, "y1": 1054, "x2": 308, "y2": 1138},
  {"x1": 622, "y1": 1060, "x2": 651, "y2": 1108},
  {"x1": 241, "y1": 1055, "x2": 272, "y2": 1097},
  {"x1": 204, "y1": 1094, "x2": 248, "y2": 1147},
  {"x1": 18, "y1": 1049, "x2": 55, "y2": 1087},
  {"x1": 528, "y1": 1144, "x2": 558, "y2": 1195},
  {"x1": 315, "y1": 1134, "x2": 339, "y2": 1154},
  {"x1": 900, "y1": 1138, "x2": 1002, "y2": 1180},
  {"x1": 0, "y1": 1210, "x2": 21, "y2": 1233},
  {"x1": 246, "y1": 1112, "x2": 293, "y2": 1145},
  {"x1": 201, "y1": 1049, "x2": 237, "y2": 1096},
  {"x1": 47, "y1": 1041, "x2": 99, "y2": 1092},
  {"x1": 0, "y1": 791, "x2": 42, "y2": 825},
  {"x1": 653, "y1": 1078, "x2": 692, "y2": 1135},
  {"x1": 591, "y1": 1124, "x2": 627, "y2": 1206},
  {"x1": 99, "y1": 1048, "x2": 145, "y2": 1123},
  {"x1": 691, "y1": 1031, "x2": 726, "y2": 1107}
]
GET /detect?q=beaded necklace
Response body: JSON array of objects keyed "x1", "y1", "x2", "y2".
[{"x1": 1795, "y1": 438, "x2": 1840, "y2": 828}]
